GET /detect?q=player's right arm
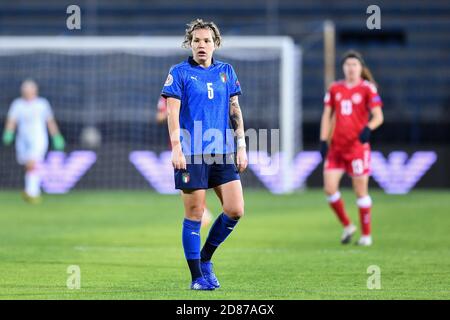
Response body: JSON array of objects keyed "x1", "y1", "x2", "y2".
[
  {"x1": 319, "y1": 88, "x2": 335, "y2": 158},
  {"x1": 161, "y1": 66, "x2": 186, "y2": 170},
  {"x1": 166, "y1": 97, "x2": 186, "y2": 170},
  {"x1": 2, "y1": 101, "x2": 18, "y2": 146},
  {"x1": 2, "y1": 119, "x2": 16, "y2": 146},
  {"x1": 320, "y1": 106, "x2": 333, "y2": 142}
]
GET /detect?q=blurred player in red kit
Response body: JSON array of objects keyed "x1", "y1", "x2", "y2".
[
  {"x1": 319, "y1": 50, "x2": 384, "y2": 246},
  {"x1": 156, "y1": 96, "x2": 213, "y2": 228}
]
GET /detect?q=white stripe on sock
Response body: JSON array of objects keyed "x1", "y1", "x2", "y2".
[
  {"x1": 327, "y1": 192, "x2": 341, "y2": 203},
  {"x1": 356, "y1": 195, "x2": 372, "y2": 208}
]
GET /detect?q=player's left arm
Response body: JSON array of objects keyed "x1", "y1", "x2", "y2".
[
  {"x1": 47, "y1": 117, "x2": 65, "y2": 151},
  {"x1": 366, "y1": 84, "x2": 384, "y2": 130},
  {"x1": 47, "y1": 117, "x2": 60, "y2": 136},
  {"x1": 229, "y1": 95, "x2": 248, "y2": 173},
  {"x1": 368, "y1": 106, "x2": 384, "y2": 131},
  {"x1": 359, "y1": 83, "x2": 384, "y2": 143},
  {"x1": 359, "y1": 107, "x2": 384, "y2": 143},
  {"x1": 43, "y1": 99, "x2": 65, "y2": 151}
]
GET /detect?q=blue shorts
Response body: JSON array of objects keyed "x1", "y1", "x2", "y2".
[{"x1": 174, "y1": 154, "x2": 240, "y2": 190}]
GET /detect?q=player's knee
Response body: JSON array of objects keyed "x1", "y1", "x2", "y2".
[
  {"x1": 353, "y1": 185, "x2": 368, "y2": 198},
  {"x1": 185, "y1": 203, "x2": 205, "y2": 220},
  {"x1": 355, "y1": 189, "x2": 369, "y2": 199},
  {"x1": 25, "y1": 160, "x2": 36, "y2": 171},
  {"x1": 224, "y1": 204, "x2": 244, "y2": 220},
  {"x1": 25, "y1": 164, "x2": 37, "y2": 172},
  {"x1": 324, "y1": 184, "x2": 338, "y2": 196},
  {"x1": 326, "y1": 191, "x2": 341, "y2": 203}
]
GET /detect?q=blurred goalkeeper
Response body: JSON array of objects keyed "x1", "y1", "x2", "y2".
[{"x1": 2, "y1": 79, "x2": 65, "y2": 203}]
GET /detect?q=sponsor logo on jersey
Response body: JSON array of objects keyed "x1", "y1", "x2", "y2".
[
  {"x1": 182, "y1": 172, "x2": 190, "y2": 183},
  {"x1": 220, "y1": 72, "x2": 227, "y2": 83},
  {"x1": 164, "y1": 74, "x2": 173, "y2": 86},
  {"x1": 335, "y1": 92, "x2": 342, "y2": 101},
  {"x1": 352, "y1": 93, "x2": 362, "y2": 104}
]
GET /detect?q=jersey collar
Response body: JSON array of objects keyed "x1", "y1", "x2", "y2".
[
  {"x1": 188, "y1": 56, "x2": 216, "y2": 68},
  {"x1": 343, "y1": 78, "x2": 364, "y2": 89}
]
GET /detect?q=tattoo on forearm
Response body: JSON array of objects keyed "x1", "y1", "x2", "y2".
[{"x1": 230, "y1": 96, "x2": 244, "y2": 138}]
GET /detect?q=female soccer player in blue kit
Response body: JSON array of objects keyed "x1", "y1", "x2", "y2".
[{"x1": 161, "y1": 19, "x2": 248, "y2": 290}]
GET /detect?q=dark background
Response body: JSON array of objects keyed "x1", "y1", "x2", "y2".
[{"x1": 0, "y1": 0, "x2": 448, "y2": 189}]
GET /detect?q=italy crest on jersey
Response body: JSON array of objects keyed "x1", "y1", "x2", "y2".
[
  {"x1": 182, "y1": 172, "x2": 190, "y2": 183},
  {"x1": 220, "y1": 72, "x2": 227, "y2": 83}
]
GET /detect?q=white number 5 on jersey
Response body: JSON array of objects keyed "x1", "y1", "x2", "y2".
[
  {"x1": 207, "y1": 82, "x2": 214, "y2": 99},
  {"x1": 341, "y1": 99, "x2": 353, "y2": 115}
]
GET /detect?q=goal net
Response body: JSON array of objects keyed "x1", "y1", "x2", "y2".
[{"x1": 0, "y1": 36, "x2": 301, "y2": 194}]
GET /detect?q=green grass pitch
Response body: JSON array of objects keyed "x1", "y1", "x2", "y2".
[{"x1": 0, "y1": 189, "x2": 449, "y2": 300}]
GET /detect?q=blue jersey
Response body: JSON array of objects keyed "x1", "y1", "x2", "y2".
[{"x1": 161, "y1": 57, "x2": 242, "y2": 156}]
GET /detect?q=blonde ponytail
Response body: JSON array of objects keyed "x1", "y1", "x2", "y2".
[{"x1": 362, "y1": 66, "x2": 377, "y2": 87}]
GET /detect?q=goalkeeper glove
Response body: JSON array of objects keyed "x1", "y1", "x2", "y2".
[
  {"x1": 319, "y1": 140, "x2": 328, "y2": 160},
  {"x1": 359, "y1": 126, "x2": 371, "y2": 143},
  {"x1": 51, "y1": 134, "x2": 65, "y2": 151},
  {"x1": 2, "y1": 130, "x2": 14, "y2": 146}
]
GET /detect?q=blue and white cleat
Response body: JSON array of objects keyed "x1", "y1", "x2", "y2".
[
  {"x1": 190, "y1": 277, "x2": 216, "y2": 291},
  {"x1": 201, "y1": 261, "x2": 221, "y2": 288}
]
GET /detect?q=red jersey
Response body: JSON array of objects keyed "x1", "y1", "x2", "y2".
[
  {"x1": 324, "y1": 79, "x2": 382, "y2": 151},
  {"x1": 157, "y1": 96, "x2": 167, "y2": 114},
  {"x1": 156, "y1": 96, "x2": 172, "y2": 150}
]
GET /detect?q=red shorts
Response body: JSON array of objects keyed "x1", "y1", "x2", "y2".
[{"x1": 324, "y1": 143, "x2": 371, "y2": 177}]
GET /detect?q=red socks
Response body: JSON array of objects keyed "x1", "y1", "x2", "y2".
[
  {"x1": 357, "y1": 195, "x2": 372, "y2": 236},
  {"x1": 328, "y1": 192, "x2": 373, "y2": 236},
  {"x1": 328, "y1": 192, "x2": 351, "y2": 227}
]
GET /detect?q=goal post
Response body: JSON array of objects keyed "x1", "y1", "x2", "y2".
[
  {"x1": 0, "y1": 36, "x2": 301, "y2": 193},
  {"x1": 323, "y1": 20, "x2": 336, "y2": 91}
]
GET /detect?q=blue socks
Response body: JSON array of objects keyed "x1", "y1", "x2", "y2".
[
  {"x1": 183, "y1": 213, "x2": 239, "y2": 280},
  {"x1": 182, "y1": 218, "x2": 202, "y2": 280},
  {"x1": 201, "y1": 213, "x2": 239, "y2": 262}
]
